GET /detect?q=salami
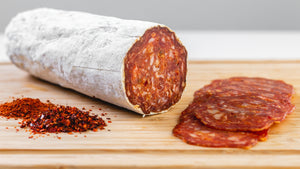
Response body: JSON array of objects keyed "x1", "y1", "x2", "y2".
[
  {"x1": 173, "y1": 106, "x2": 268, "y2": 149},
  {"x1": 194, "y1": 77, "x2": 295, "y2": 131},
  {"x1": 5, "y1": 8, "x2": 187, "y2": 115},
  {"x1": 173, "y1": 77, "x2": 294, "y2": 148}
]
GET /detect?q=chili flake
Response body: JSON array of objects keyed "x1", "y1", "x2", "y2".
[{"x1": 0, "y1": 98, "x2": 107, "y2": 134}]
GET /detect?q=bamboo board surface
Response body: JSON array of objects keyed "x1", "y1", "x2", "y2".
[{"x1": 0, "y1": 61, "x2": 299, "y2": 169}]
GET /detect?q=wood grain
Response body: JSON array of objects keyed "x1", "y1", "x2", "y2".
[{"x1": 0, "y1": 61, "x2": 299, "y2": 168}]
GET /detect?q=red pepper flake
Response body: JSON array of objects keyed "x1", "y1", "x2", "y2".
[
  {"x1": 89, "y1": 109, "x2": 92, "y2": 111},
  {"x1": 82, "y1": 107, "x2": 86, "y2": 110},
  {"x1": 5, "y1": 127, "x2": 8, "y2": 129},
  {"x1": 0, "y1": 98, "x2": 107, "y2": 135},
  {"x1": 108, "y1": 121, "x2": 112, "y2": 123},
  {"x1": 84, "y1": 135, "x2": 87, "y2": 138},
  {"x1": 57, "y1": 136, "x2": 61, "y2": 139},
  {"x1": 74, "y1": 135, "x2": 78, "y2": 137},
  {"x1": 28, "y1": 136, "x2": 33, "y2": 139},
  {"x1": 16, "y1": 129, "x2": 19, "y2": 132},
  {"x1": 99, "y1": 108, "x2": 102, "y2": 110},
  {"x1": 101, "y1": 113, "x2": 105, "y2": 116}
]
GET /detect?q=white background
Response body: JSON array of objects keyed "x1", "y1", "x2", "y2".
[
  {"x1": 1, "y1": 0, "x2": 300, "y2": 31},
  {"x1": 1, "y1": 0, "x2": 300, "y2": 61},
  {"x1": 2, "y1": 31, "x2": 300, "y2": 62}
]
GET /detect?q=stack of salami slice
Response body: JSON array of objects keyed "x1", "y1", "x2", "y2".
[{"x1": 173, "y1": 77, "x2": 295, "y2": 149}]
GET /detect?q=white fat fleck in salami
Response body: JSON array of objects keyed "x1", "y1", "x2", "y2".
[
  {"x1": 5, "y1": 8, "x2": 187, "y2": 115},
  {"x1": 213, "y1": 113, "x2": 223, "y2": 120}
]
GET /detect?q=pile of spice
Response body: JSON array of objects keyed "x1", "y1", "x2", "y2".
[{"x1": 0, "y1": 98, "x2": 106, "y2": 134}]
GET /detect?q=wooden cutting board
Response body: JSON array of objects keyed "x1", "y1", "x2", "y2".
[{"x1": 0, "y1": 61, "x2": 299, "y2": 169}]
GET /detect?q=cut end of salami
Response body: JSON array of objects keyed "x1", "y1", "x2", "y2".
[{"x1": 124, "y1": 26, "x2": 187, "y2": 114}]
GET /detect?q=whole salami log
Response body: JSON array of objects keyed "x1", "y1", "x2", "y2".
[{"x1": 5, "y1": 8, "x2": 187, "y2": 115}]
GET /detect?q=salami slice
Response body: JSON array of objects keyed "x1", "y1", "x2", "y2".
[
  {"x1": 5, "y1": 8, "x2": 187, "y2": 115},
  {"x1": 173, "y1": 108, "x2": 267, "y2": 149},
  {"x1": 194, "y1": 77, "x2": 295, "y2": 131}
]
